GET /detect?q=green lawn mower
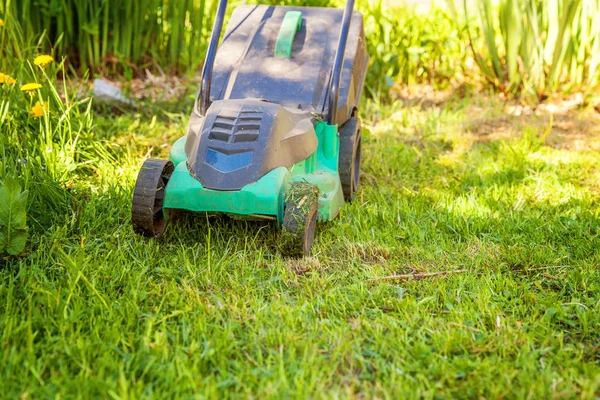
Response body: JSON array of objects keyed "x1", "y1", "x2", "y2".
[{"x1": 132, "y1": 0, "x2": 369, "y2": 256}]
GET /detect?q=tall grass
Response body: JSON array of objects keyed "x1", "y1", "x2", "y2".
[
  {"x1": 0, "y1": 0, "x2": 214, "y2": 74},
  {"x1": 452, "y1": 0, "x2": 600, "y2": 100}
]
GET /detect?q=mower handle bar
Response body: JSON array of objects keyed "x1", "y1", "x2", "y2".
[
  {"x1": 197, "y1": 0, "x2": 228, "y2": 116},
  {"x1": 326, "y1": 0, "x2": 355, "y2": 125},
  {"x1": 196, "y1": 0, "x2": 355, "y2": 126}
]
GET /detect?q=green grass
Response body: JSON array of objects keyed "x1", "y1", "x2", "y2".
[{"x1": 1, "y1": 90, "x2": 599, "y2": 397}]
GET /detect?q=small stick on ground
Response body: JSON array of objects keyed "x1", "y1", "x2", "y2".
[
  {"x1": 511, "y1": 266, "x2": 567, "y2": 273},
  {"x1": 367, "y1": 265, "x2": 567, "y2": 283},
  {"x1": 367, "y1": 269, "x2": 469, "y2": 282}
]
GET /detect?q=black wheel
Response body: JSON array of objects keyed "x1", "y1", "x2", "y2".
[
  {"x1": 132, "y1": 158, "x2": 174, "y2": 237},
  {"x1": 338, "y1": 117, "x2": 362, "y2": 201},
  {"x1": 281, "y1": 182, "x2": 319, "y2": 257}
]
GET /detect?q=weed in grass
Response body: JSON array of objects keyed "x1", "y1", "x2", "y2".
[{"x1": 0, "y1": 49, "x2": 114, "y2": 232}]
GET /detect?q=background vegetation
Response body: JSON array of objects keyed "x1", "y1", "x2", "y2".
[
  {"x1": 0, "y1": 0, "x2": 599, "y2": 397},
  {"x1": 451, "y1": 0, "x2": 600, "y2": 100},
  {"x1": 1, "y1": 0, "x2": 472, "y2": 96},
  {"x1": 1, "y1": 0, "x2": 214, "y2": 73}
]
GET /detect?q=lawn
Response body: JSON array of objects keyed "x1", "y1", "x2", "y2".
[{"x1": 1, "y1": 84, "x2": 599, "y2": 398}]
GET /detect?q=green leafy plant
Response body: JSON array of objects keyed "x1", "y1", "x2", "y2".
[
  {"x1": 453, "y1": 0, "x2": 600, "y2": 100},
  {"x1": 360, "y1": 0, "x2": 468, "y2": 97},
  {"x1": 0, "y1": 177, "x2": 28, "y2": 256}
]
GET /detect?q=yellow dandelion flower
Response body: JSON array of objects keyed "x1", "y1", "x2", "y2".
[
  {"x1": 0, "y1": 19, "x2": 4, "y2": 27},
  {"x1": 0, "y1": 73, "x2": 15, "y2": 85},
  {"x1": 34, "y1": 54, "x2": 54, "y2": 68},
  {"x1": 20, "y1": 82, "x2": 42, "y2": 93},
  {"x1": 30, "y1": 101, "x2": 48, "y2": 118}
]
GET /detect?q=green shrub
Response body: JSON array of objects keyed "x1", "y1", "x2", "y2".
[{"x1": 360, "y1": 0, "x2": 468, "y2": 97}]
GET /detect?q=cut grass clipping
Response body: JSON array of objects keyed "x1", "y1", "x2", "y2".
[{"x1": 281, "y1": 182, "x2": 319, "y2": 257}]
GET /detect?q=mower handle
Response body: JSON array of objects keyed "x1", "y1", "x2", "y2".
[
  {"x1": 197, "y1": 0, "x2": 355, "y2": 124},
  {"x1": 327, "y1": 0, "x2": 355, "y2": 125},
  {"x1": 197, "y1": 0, "x2": 228, "y2": 116}
]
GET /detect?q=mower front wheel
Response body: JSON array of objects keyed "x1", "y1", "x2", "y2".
[
  {"x1": 281, "y1": 182, "x2": 319, "y2": 257},
  {"x1": 132, "y1": 158, "x2": 174, "y2": 238}
]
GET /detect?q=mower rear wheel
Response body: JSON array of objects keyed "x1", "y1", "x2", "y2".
[
  {"x1": 281, "y1": 182, "x2": 319, "y2": 257},
  {"x1": 132, "y1": 158, "x2": 174, "y2": 238},
  {"x1": 338, "y1": 117, "x2": 362, "y2": 202}
]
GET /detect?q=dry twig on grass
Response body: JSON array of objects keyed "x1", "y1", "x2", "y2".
[
  {"x1": 367, "y1": 269, "x2": 469, "y2": 282},
  {"x1": 368, "y1": 265, "x2": 568, "y2": 282}
]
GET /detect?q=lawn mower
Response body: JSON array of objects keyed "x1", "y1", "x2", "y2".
[{"x1": 132, "y1": 0, "x2": 369, "y2": 256}]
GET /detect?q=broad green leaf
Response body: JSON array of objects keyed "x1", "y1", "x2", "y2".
[
  {"x1": 0, "y1": 178, "x2": 28, "y2": 229},
  {"x1": 6, "y1": 229, "x2": 27, "y2": 256},
  {"x1": 0, "y1": 178, "x2": 28, "y2": 256}
]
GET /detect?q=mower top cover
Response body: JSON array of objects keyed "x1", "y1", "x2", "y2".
[{"x1": 208, "y1": 5, "x2": 368, "y2": 126}]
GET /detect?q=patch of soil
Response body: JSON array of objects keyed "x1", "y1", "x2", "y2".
[
  {"x1": 393, "y1": 82, "x2": 474, "y2": 109},
  {"x1": 124, "y1": 71, "x2": 196, "y2": 103},
  {"x1": 464, "y1": 94, "x2": 600, "y2": 151}
]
